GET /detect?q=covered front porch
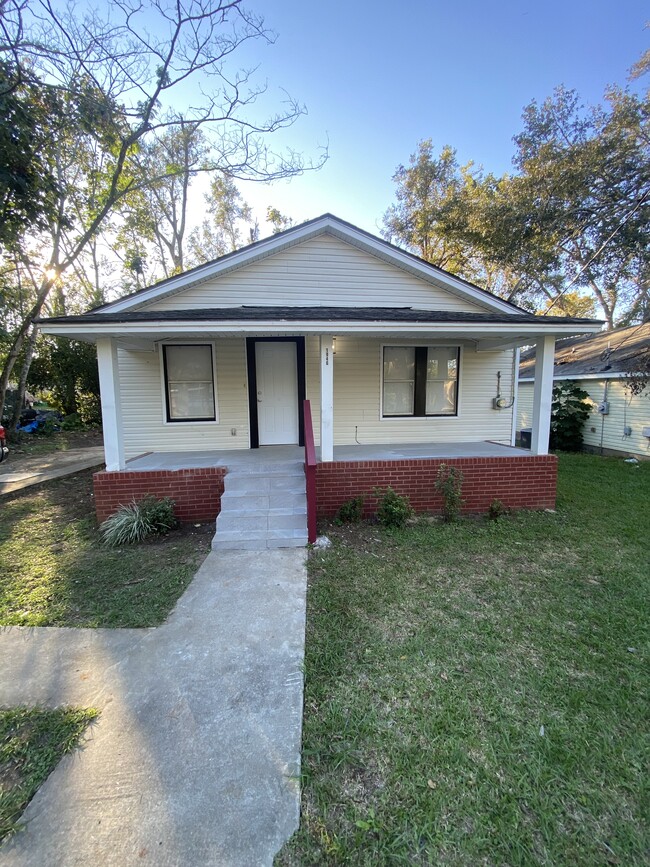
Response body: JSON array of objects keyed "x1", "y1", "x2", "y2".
[{"x1": 92, "y1": 437, "x2": 558, "y2": 535}]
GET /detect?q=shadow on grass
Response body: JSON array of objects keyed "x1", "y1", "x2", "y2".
[{"x1": 0, "y1": 469, "x2": 213, "y2": 628}]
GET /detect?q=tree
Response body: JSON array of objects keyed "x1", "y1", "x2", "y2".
[
  {"x1": 189, "y1": 174, "x2": 256, "y2": 264},
  {"x1": 0, "y1": 0, "x2": 325, "y2": 420},
  {"x1": 384, "y1": 76, "x2": 650, "y2": 327},
  {"x1": 382, "y1": 141, "x2": 476, "y2": 273},
  {"x1": 266, "y1": 206, "x2": 294, "y2": 234}
]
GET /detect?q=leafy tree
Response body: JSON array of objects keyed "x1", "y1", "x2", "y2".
[
  {"x1": 266, "y1": 206, "x2": 294, "y2": 234},
  {"x1": 382, "y1": 141, "x2": 476, "y2": 273},
  {"x1": 0, "y1": 0, "x2": 325, "y2": 420},
  {"x1": 29, "y1": 336, "x2": 99, "y2": 419},
  {"x1": 188, "y1": 174, "x2": 257, "y2": 264},
  {"x1": 384, "y1": 71, "x2": 650, "y2": 327}
]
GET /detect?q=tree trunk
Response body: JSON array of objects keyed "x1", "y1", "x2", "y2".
[
  {"x1": 8, "y1": 324, "x2": 39, "y2": 431},
  {"x1": 0, "y1": 278, "x2": 53, "y2": 421}
]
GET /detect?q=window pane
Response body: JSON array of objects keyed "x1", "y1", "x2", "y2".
[
  {"x1": 384, "y1": 381, "x2": 415, "y2": 416},
  {"x1": 165, "y1": 345, "x2": 215, "y2": 420},
  {"x1": 427, "y1": 347, "x2": 458, "y2": 381},
  {"x1": 166, "y1": 345, "x2": 213, "y2": 382},
  {"x1": 426, "y1": 380, "x2": 457, "y2": 415},
  {"x1": 384, "y1": 347, "x2": 415, "y2": 381}
]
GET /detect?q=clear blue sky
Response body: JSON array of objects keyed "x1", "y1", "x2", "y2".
[{"x1": 224, "y1": 0, "x2": 648, "y2": 236}]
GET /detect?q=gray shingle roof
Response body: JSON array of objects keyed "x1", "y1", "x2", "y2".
[
  {"x1": 519, "y1": 322, "x2": 650, "y2": 379},
  {"x1": 39, "y1": 306, "x2": 600, "y2": 327}
]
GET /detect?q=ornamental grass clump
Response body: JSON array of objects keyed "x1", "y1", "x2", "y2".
[{"x1": 100, "y1": 496, "x2": 178, "y2": 546}]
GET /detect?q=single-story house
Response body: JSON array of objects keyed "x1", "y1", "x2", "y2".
[
  {"x1": 39, "y1": 214, "x2": 601, "y2": 547},
  {"x1": 517, "y1": 322, "x2": 650, "y2": 459}
]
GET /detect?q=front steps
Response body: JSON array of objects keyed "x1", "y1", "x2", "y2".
[{"x1": 212, "y1": 458, "x2": 308, "y2": 550}]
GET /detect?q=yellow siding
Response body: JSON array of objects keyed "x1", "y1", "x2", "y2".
[
  {"x1": 119, "y1": 336, "x2": 516, "y2": 456},
  {"x1": 119, "y1": 339, "x2": 250, "y2": 459},
  {"x1": 517, "y1": 380, "x2": 650, "y2": 457},
  {"x1": 330, "y1": 337, "x2": 515, "y2": 445},
  {"x1": 142, "y1": 234, "x2": 486, "y2": 313}
]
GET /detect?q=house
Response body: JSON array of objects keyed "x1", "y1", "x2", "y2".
[
  {"x1": 517, "y1": 323, "x2": 650, "y2": 459},
  {"x1": 39, "y1": 214, "x2": 601, "y2": 546}
]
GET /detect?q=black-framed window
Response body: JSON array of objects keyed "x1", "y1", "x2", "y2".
[
  {"x1": 382, "y1": 346, "x2": 459, "y2": 417},
  {"x1": 162, "y1": 344, "x2": 216, "y2": 422}
]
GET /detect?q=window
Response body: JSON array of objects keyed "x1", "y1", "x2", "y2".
[
  {"x1": 163, "y1": 344, "x2": 216, "y2": 422},
  {"x1": 382, "y1": 346, "x2": 459, "y2": 417}
]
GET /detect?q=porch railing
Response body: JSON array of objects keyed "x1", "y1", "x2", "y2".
[{"x1": 303, "y1": 399, "x2": 317, "y2": 544}]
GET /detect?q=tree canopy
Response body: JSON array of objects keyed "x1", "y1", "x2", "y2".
[
  {"x1": 0, "y1": 0, "x2": 324, "y2": 420},
  {"x1": 384, "y1": 74, "x2": 650, "y2": 328}
]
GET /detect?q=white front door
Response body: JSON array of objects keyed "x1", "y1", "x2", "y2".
[{"x1": 255, "y1": 342, "x2": 299, "y2": 445}]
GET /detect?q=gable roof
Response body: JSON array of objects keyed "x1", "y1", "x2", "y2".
[
  {"x1": 92, "y1": 213, "x2": 527, "y2": 317},
  {"x1": 519, "y1": 322, "x2": 650, "y2": 380}
]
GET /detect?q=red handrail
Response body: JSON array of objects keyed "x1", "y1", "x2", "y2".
[{"x1": 303, "y1": 399, "x2": 317, "y2": 543}]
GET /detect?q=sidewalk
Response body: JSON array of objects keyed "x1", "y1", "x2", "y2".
[
  {"x1": 0, "y1": 548, "x2": 307, "y2": 866},
  {"x1": 0, "y1": 447, "x2": 105, "y2": 495}
]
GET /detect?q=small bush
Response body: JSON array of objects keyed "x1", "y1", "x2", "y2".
[
  {"x1": 100, "y1": 496, "x2": 178, "y2": 546},
  {"x1": 336, "y1": 495, "x2": 365, "y2": 524},
  {"x1": 61, "y1": 413, "x2": 85, "y2": 431},
  {"x1": 488, "y1": 498, "x2": 509, "y2": 520},
  {"x1": 434, "y1": 463, "x2": 464, "y2": 522},
  {"x1": 374, "y1": 486, "x2": 414, "y2": 528},
  {"x1": 550, "y1": 381, "x2": 591, "y2": 451}
]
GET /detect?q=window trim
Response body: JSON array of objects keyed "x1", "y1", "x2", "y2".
[
  {"x1": 160, "y1": 342, "x2": 219, "y2": 424},
  {"x1": 380, "y1": 344, "x2": 461, "y2": 419}
]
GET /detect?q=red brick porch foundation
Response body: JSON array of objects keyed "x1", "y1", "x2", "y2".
[
  {"x1": 93, "y1": 467, "x2": 227, "y2": 523},
  {"x1": 315, "y1": 455, "x2": 558, "y2": 518}
]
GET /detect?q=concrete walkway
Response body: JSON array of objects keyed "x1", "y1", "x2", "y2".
[
  {"x1": 0, "y1": 447, "x2": 105, "y2": 495},
  {"x1": 0, "y1": 549, "x2": 307, "y2": 867}
]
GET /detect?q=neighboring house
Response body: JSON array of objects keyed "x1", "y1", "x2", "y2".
[
  {"x1": 518, "y1": 323, "x2": 650, "y2": 459},
  {"x1": 39, "y1": 214, "x2": 601, "y2": 543}
]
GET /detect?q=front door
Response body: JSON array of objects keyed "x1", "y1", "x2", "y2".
[{"x1": 255, "y1": 341, "x2": 299, "y2": 445}]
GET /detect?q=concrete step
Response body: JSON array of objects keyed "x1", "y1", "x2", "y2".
[
  {"x1": 216, "y1": 511, "x2": 306, "y2": 534},
  {"x1": 224, "y1": 472, "x2": 305, "y2": 494},
  {"x1": 212, "y1": 535, "x2": 307, "y2": 551},
  {"x1": 220, "y1": 491, "x2": 307, "y2": 513}
]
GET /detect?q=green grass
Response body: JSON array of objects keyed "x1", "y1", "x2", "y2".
[
  {"x1": 0, "y1": 470, "x2": 212, "y2": 627},
  {"x1": 277, "y1": 453, "x2": 649, "y2": 866},
  {"x1": 0, "y1": 706, "x2": 98, "y2": 841},
  {"x1": 5, "y1": 428, "x2": 103, "y2": 458}
]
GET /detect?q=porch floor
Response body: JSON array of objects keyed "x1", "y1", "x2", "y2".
[{"x1": 124, "y1": 441, "x2": 530, "y2": 472}]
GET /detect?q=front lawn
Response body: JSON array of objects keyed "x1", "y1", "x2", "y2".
[
  {"x1": 0, "y1": 470, "x2": 212, "y2": 627},
  {"x1": 278, "y1": 453, "x2": 649, "y2": 865},
  {"x1": 0, "y1": 707, "x2": 98, "y2": 841}
]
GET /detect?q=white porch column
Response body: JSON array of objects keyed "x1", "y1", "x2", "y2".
[
  {"x1": 96, "y1": 337, "x2": 125, "y2": 471},
  {"x1": 320, "y1": 334, "x2": 334, "y2": 462},
  {"x1": 531, "y1": 335, "x2": 555, "y2": 456}
]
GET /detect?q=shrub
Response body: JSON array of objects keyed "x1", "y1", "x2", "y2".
[
  {"x1": 434, "y1": 463, "x2": 464, "y2": 522},
  {"x1": 336, "y1": 495, "x2": 365, "y2": 524},
  {"x1": 550, "y1": 380, "x2": 591, "y2": 451},
  {"x1": 488, "y1": 498, "x2": 509, "y2": 520},
  {"x1": 100, "y1": 496, "x2": 178, "y2": 546},
  {"x1": 374, "y1": 486, "x2": 414, "y2": 528},
  {"x1": 61, "y1": 413, "x2": 85, "y2": 431}
]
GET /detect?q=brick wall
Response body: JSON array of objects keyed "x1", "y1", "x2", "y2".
[
  {"x1": 93, "y1": 467, "x2": 227, "y2": 523},
  {"x1": 315, "y1": 455, "x2": 558, "y2": 517}
]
